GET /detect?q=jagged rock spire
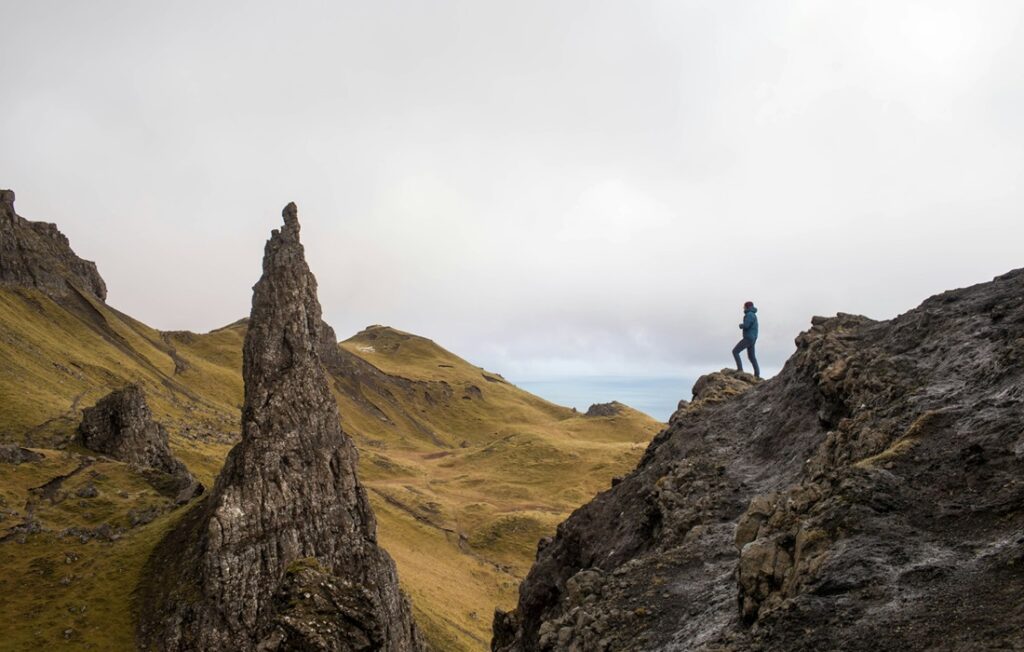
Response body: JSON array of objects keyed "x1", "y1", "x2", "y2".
[{"x1": 138, "y1": 203, "x2": 421, "y2": 651}]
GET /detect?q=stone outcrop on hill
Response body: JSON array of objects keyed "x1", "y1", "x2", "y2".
[
  {"x1": 137, "y1": 203, "x2": 422, "y2": 651},
  {"x1": 585, "y1": 402, "x2": 626, "y2": 418},
  {"x1": 76, "y1": 384, "x2": 200, "y2": 500},
  {"x1": 0, "y1": 189, "x2": 107, "y2": 300},
  {"x1": 493, "y1": 270, "x2": 1024, "y2": 651}
]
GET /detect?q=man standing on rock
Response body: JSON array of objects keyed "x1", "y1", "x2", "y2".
[{"x1": 733, "y1": 301, "x2": 760, "y2": 378}]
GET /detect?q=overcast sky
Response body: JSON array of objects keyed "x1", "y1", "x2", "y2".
[{"x1": 2, "y1": 1, "x2": 1022, "y2": 382}]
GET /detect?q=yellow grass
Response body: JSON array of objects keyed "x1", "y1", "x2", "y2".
[{"x1": 0, "y1": 451, "x2": 192, "y2": 651}]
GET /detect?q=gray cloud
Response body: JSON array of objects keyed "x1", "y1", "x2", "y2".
[{"x1": 2, "y1": 0, "x2": 1022, "y2": 380}]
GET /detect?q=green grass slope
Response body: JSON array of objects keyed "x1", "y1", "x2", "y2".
[{"x1": 0, "y1": 290, "x2": 663, "y2": 651}]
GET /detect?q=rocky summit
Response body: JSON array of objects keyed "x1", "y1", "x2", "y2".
[
  {"x1": 76, "y1": 383, "x2": 202, "y2": 502},
  {"x1": 137, "y1": 203, "x2": 422, "y2": 651},
  {"x1": 0, "y1": 189, "x2": 106, "y2": 301},
  {"x1": 493, "y1": 269, "x2": 1024, "y2": 651}
]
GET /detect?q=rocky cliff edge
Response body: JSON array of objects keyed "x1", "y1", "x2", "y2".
[
  {"x1": 494, "y1": 269, "x2": 1024, "y2": 651},
  {"x1": 0, "y1": 189, "x2": 107, "y2": 301}
]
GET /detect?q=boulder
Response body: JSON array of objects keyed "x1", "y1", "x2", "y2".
[{"x1": 75, "y1": 384, "x2": 200, "y2": 497}]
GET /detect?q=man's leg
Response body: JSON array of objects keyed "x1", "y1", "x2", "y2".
[
  {"x1": 732, "y1": 340, "x2": 746, "y2": 372},
  {"x1": 747, "y1": 340, "x2": 760, "y2": 378}
]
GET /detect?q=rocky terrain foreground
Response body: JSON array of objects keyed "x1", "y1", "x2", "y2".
[{"x1": 494, "y1": 270, "x2": 1024, "y2": 651}]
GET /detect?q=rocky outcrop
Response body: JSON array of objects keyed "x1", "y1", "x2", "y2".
[
  {"x1": 0, "y1": 443, "x2": 43, "y2": 465},
  {"x1": 493, "y1": 270, "x2": 1024, "y2": 651},
  {"x1": 137, "y1": 203, "x2": 422, "y2": 651},
  {"x1": 668, "y1": 369, "x2": 760, "y2": 426},
  {"x1": 0, "y1": 189, "x2": 107, "y2": 300},
  {"x1": 584, "y1": 402, "x2": 626, "y2": 417},
  {"x1": 76, "y1": 384, "x2": 200, "y2": 500}
]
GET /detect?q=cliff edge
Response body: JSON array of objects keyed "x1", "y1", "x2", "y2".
[
  {"x1": 0, "y1": 189, "x2": 107, "y2": 300},
  {"x1": 494, "y1": 269, "x2": 1024, "y2": 651}
]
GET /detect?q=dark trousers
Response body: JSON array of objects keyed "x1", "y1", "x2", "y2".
[{"x1": 733, "y1": 337, "x2": 760, "y2": 377}]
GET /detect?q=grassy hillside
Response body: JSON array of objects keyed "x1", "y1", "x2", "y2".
[{"x1": 0, "y1": 288, "x2": 662, "y2": 650}]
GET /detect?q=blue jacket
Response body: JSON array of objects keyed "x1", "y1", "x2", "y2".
[{"x1": 740, "y1": 306, "x2": 758, "y2": 341}]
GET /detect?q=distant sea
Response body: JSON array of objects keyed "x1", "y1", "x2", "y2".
[{"x1": 513, "y1": 376, "x2": 696, "y2": 423}]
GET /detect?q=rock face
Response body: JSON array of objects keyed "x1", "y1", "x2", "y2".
[
  {"x1": 493, "y1": 270, "x2": 1024, "y2": 651},
  {"x1": 0, "y1": 189, "x2": 107, "y2": 300},
  {"x1": 76, "y1": 384, "x2": 199, "y2": 498},
  {"x1": 137, "y1": 203, "x2": 422, "y2": 651}
]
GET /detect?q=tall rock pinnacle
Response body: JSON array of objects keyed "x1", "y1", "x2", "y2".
[{"x1": 138, "y1": 203, "x2": 422, "y2": 651}]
